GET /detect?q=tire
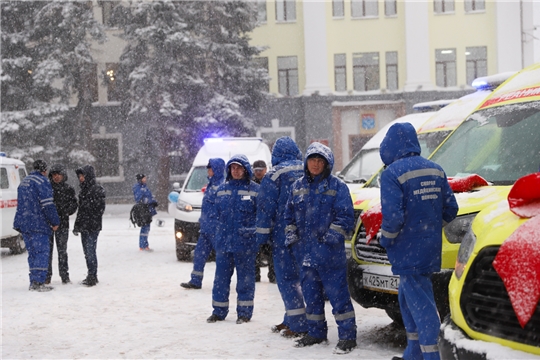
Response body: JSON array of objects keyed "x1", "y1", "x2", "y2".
[
  {"x1": 10, "y1": 234, "x2": 26, "y2": 255},
  {"x1": 176, "y1": 244, "x2": 191, "y2": 261},
  {"x1": 385, "y1": 308, "x2": 404, "y2": 327}
]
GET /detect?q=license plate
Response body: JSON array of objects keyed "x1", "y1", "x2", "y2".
[{"x1": 362, "y1": 272, "x2": 399, "y2": 294}]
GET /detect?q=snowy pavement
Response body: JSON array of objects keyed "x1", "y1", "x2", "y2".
[{"x1": 2, "y1": 205, "x2": 406, "y2": 359}]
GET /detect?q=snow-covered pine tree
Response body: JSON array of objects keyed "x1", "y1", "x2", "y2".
[
  {"x1": 1, "y1": 1, "x2": 105, "y2": 167},
  {"x1": 111, "y1": 0, "x2": 268, "y2": 205}
]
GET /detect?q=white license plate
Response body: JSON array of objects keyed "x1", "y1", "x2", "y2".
[{"x1": 362, "y1": 272, "x2": 400, "y2": 294}]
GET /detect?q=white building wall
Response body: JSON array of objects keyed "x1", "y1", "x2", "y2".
[
  {"x1": 302, "y1": 0, "x2": 332, "y2": 95},
  {"x1": 403, "y1": 0, "x2": 435, "y2": 91},
  {"x1": 495, "y1": 0, "x2": 523, "y2": 72}
]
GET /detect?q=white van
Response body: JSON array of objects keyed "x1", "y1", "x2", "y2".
[
  {"x1": 169, "y1": 137, "x2": 271, "y2": 261},
  {"x1": 0, "y1": 154, "x2": 27, "y2": 254}
]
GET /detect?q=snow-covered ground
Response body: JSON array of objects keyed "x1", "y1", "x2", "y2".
[{"x1": 2, "y1": 205, "x2": 404, "y2": 359}]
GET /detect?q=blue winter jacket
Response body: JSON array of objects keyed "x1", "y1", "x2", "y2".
[
  {"x1": 199, "y1": 158, "x2": 226, "y2": 235},
  {"x1": 284, "y1": 142, "x2": 355, "y2": 268},
  {"x1": 13, "y1": 170, "x2": 60, "y2": 234},
  {"x1": 133, "y1": 181, "x2": 157, "y2": 217},
  {"x1": 379, "y1": 122, "x2": 459, "y2": 275},
  {"x1": 214, "y1": 154, "x2": 259, "y2": 253},
  {"x1": 256, "y1": 137, "x2": 303, "y2": 247}
]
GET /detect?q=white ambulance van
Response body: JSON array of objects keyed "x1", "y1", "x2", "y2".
[
  {"x1": 168, "y1": 137, "x2": 271, "y2": 261},
  {"x1": 0, "y1": 153, "x2": 27, "y2": 254}
]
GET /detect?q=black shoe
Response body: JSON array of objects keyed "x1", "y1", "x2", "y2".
[
  {"x1": 392, "y1": 357, "x2": 404, "y2": 360},
  {"x1": 207, "y1": 314, "x2": 224, "y2": 323},
  {"x1": 180, "y1": 282, "x2": 201, "y2": 289},
  {"x1": 44, "y1": 278, "x2": 51, "y2": 285},
  {"x1": 236, "y1": 316, "x2": 250, "y2": 324},
  {"x1": 29, "y1": 282, "x2": 54, "y2": 292},
  {"x1": 271, "y1": 323, "x2": 289, "y2": 333},
  {"x1": 255, "y1": 275, "x2": 261, "y2": 282},
  {"x1": 62, "y1": 278, "x2": 71, "y2": 284},
  {"x1": 333, "y1": 339, "x2": 357, "y2": 354},
  {"x1": 294, "y1": 334, "x2": 328, "y2": 348},
  {"x1": 81, "y1": 276, "x2": 98, "y2": 287},
  {"x1": 269, "y1": 276, "x2": 276, "y2": 284}
]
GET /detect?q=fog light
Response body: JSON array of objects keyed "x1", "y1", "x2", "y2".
[{"x1": 176, "y1": 231, "x2": 183, "y2": 240}]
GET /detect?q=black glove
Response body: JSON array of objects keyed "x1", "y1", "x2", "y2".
[{"x1": 152, "y1": 201, "x2": 159, "y2": 207}]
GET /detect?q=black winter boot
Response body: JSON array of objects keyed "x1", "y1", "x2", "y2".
[
  {"x1": 294, "y1": 334, "x2": 328, "y2": 347},
  {"x1": 81, "y1": 275, "x2": 98, "y2": 287}
]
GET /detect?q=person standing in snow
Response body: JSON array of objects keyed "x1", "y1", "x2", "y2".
[
  {"x1": 132, "y1": 174, "x2": 158, "y2": 252},
  {"x1": 180, "y1": 158, "x2": 225, "y2": 289},
  {"x1": 13, "y1": 160, "x2": 60, "y2": 292},
  {"x1": 207, "y1": 154, "x2": 259, "y2": 324},
  {"x1": 252, "y1": 159, "x2": 275, "y2": 284},
  {"x1": 256, "y1": 137, "x2": 308, "y2": 338},
  {"x1": 46, "y1": 164, "x2": 78, "y2": 285},
  {"x1": 73, "y1": 165, "x2": 106, "y2": 287},
  {"x1": 378, "y1": 122, "x2": 458, "y2": 360},
  {"x1": 284, "y1": 142, "x2": 357, "y2": 354}
]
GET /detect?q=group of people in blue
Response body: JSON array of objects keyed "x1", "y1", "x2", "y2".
[
  {"x1": 15, "y1": 126, "x2": 455, "y2": 359},
  {"x1": 14, "y1": 161, "x2": 106, "y2": 291}
]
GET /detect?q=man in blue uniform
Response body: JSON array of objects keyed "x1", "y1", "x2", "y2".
[
  {"x1": 207, "y1": 154, "x2": 259, "y2": 324},
  {"x1": 13, "y1": 159, "x2": 60, "y2": 292},
  {"x1": 379, "y1": 122, "x2": 458, "y2": 360},
  {"x1": 181, "y1": 158, "x2": 225, "y2": 289},
  {"x1": 284, "y1": 142, "x2": 357, "y2": 354},
  {"x1": 132, "y1": 174, "x2": 158, "y2": 251},
  {"x1": 256, "y1": 136, "x2": 308, "y2": 337}
]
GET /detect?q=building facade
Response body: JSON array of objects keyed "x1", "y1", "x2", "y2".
[{"x1": 78, "y1": 0, "x2": 540, "y2": 200}]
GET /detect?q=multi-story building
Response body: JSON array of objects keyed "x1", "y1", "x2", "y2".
[{"x1": 82, "y1": 0, "x2": 540, "y2": 200}]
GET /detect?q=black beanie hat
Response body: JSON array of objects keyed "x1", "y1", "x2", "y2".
[
  {"x1": 33, "y1": 159, "x2": 48, "y2": 172},
  {"x1": 136, "y1": 173, "x2": 146, "y2": 181}
]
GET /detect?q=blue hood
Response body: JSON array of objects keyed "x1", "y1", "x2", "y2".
[
  {"x1": 304, "y1": 142, "x2": 334, "y2": 175},
  {"x1": 208, "y1": 158, "x2": 225, "y2": 186},
  {"x1": 226, "y1": 154, "x2": 253, "y2": 181},
  {"x1": 271, "y1": 136, "x2": 302, "y2": 166},
  {"x1": 379, "y1": 122, "x2": 421, "y2": 166}
]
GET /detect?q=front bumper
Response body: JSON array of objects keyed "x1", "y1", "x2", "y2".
[
  {"x1": 439, "y1": 316, "x2": 487, "y2": 360},
  {"x1": 175, "y1": 219, "x2": 200, "y2": 248},
  {"x1": 346, "y1": 257, "x2": 452, "y2": 316}
]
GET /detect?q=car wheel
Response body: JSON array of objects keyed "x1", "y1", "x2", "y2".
[
  {"x1": 385, "y1": 309, "x2": 404, "y2": 326},
  {"x1": 10, "y1": 234, "x2": 26, "y2": 255},
  {"x1": 176, "y1": 244, "x2": 191, "y2": 261}
]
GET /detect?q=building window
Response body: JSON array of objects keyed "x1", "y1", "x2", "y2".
[
  {"x1": 334, "y1": 54, "x2": 347, "y2": 92},
  {"x1": 464, "y1": 0, "x2": 485, "y2": 12},
  {"x1": 351, "y1": 0, "x2": 378, "y2": 18},
  {"x1": 92, "y1": 126, "x2": 124, "y2": 182},
  {"x1": 105, "y1": 63, "x2": 121, "y2": 102},
  {"x1": 333, "y1": 0, "x2": 344, "y2": 17},
  {"x1": 386, "y1": 51, "x2": 398, "y2": 91},
  {"x1": 434, "y1": 0, "x2": 455, "y2": 13},
  {"x1": 277, "y1": 56, "x2": 298, "y2": 96},
  {"x1": 436, "y1": 48, "x2": 457, "y2": 87},
  {"x1": 385, "y1": 0, "x2": 397, "y2": 16},
  {"x1": 257, "y1": 0, "x2": 267, "y2": 22},
  {"x1": 276, "y1": 0, "x2": 296, "y2": 21},
  {"x1": 98, "y1": 1, "x2": 119, "y2": 26},
  {"x1": 353, "y1": 52, "x2": 379, "y2": 91},
  {"x1": 466, "y1": 46, "x2": 487, "y2": 85},
  {"x1": 254, "y1": 57, "x2": 270, "y2": 92}
]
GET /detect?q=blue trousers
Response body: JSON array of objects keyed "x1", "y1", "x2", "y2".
[
  {"x1": 139, "y1": 224, "x2": 150, "y2": 249},
  {"x1": 211, "y1": 250, "x2": 256, "y2": 320},
  {"x1": 398, "y1": 274, "x2": 441, "y2": 360},
  {"x1": 273, "y1": 244, "x2": 308, "y2": 332},
  {"x1": 81, "y1": 231, "x2": 99, "y2": 277},
  {"x1": 190, "y1": 232, "x2": 214, "y2": 287},
  {"x1": 23, "y1": 232, "x2": 50, "y2": 284},
  {"x1": 48, "y1": 228, "x2": 69, "y2": 281},
  {"x1": 301, "y1": 265, "x2": 357, "y2": 341}
]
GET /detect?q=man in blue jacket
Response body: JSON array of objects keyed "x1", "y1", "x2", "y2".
[
  {"x1": 284, "y1": 142, "x2": 357, "y2": 354},
  {"x1": 207, "y1": 154, "x2": 259, "y2": 324},
  {"x1": 256, "y1": 137, "x2": 308, "y2": 338},
  {"x1": 379, "y1": 122, "x2": 458, "y2": 360},
  {"x1": 181, "y1": 158, "x2": 225, "y2": 289},
  {"x1": 133, "y1": 173, "x2": 158, "y2": 251},
  {"x1": 13, "y1": 159, "x2": 60, "y2": 292}
]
